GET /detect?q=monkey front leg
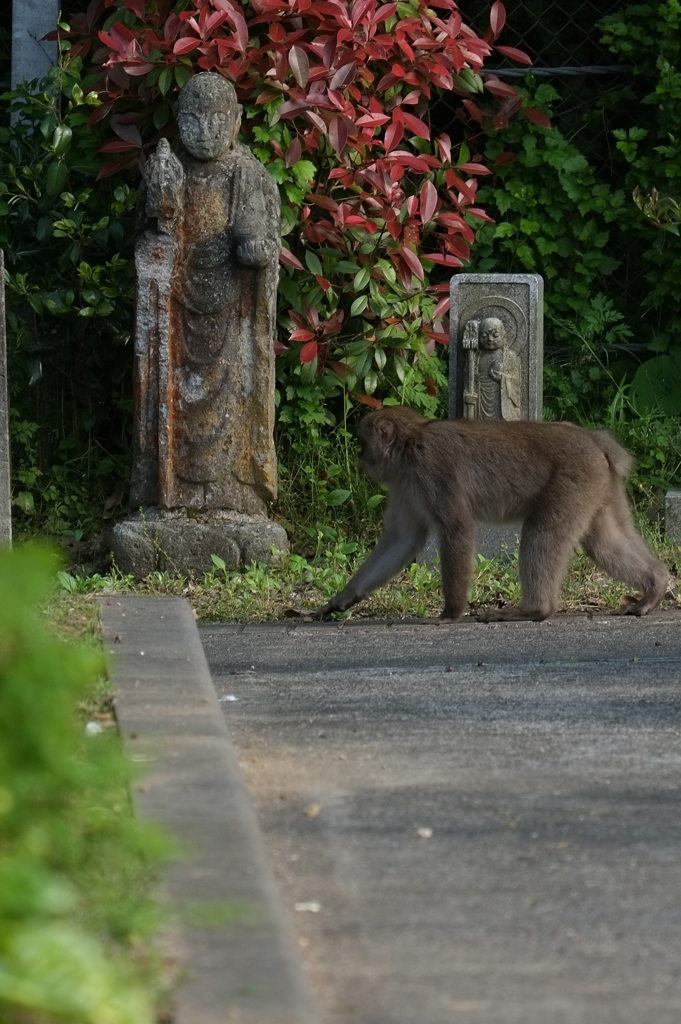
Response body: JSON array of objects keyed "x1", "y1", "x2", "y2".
[{"x1": 315, "y1": 520, "x2": 429, "y2": 618}]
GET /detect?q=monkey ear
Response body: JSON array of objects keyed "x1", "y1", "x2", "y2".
[{"x1": 375, "y1": 418, "x2": 396, "y2": 447}]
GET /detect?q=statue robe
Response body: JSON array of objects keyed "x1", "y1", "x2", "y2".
[{"x1": 130, "y1": 141, "x2": 280, "y2": 515}]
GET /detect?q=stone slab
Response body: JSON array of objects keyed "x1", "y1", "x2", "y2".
[
  {"x1": 100, "y1": 596, "x2": 319, "y2": 1024},
  {"x1": 11, "y1": 0, "x2": 58, "y2": 86},
  {"x1": 449, "y1": 273, "x2": 544, "y2": 421},
  {"x1": 0, "y1": 252, "x2": 10, "y2": 545},
  {"x1": 202, "y1": 613, "x2": 681, "y2": 1024},
  {"x1": 665, "y1": 489, "x2": 681, "y2": 544},
  {"x1": 422, "y1": 523, "x2": 521, "y2": 565},
  {"x1": 110, "y1": 508, "x2": 288, "y2": 579}
]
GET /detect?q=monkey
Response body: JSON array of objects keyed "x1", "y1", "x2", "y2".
[{"x1": 312, "y1": 406, "x2": 668, "y2": 622}]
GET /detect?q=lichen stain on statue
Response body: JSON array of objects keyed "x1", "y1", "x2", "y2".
[
  {"x1": 113, "y1": 73, "x2": 288, "y2": 578},
  {"x1": 131, "y1": 72, "x2": 279, "y2": 515}
]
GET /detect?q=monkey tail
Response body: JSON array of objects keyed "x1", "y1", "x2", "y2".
[{"x1": 590, "y1": 430, "x2": 634, "y2": 478}]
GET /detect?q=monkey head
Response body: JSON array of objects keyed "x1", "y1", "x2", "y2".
[
  {"x1": 356, "y1": 407, "x2": 425, "y2": 483},
  {"x1": 479, "y1": 317, "x2": 506, "y2": 351}
]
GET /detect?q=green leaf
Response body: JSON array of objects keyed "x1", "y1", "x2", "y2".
[
  {"x1": 305, "y1": 251, "x2": 323, "y2": 275},
  {"x1": 210, "y1": 553, "x2": 227, "y2": 571},
  {"x1": 159, "y1": 68, "x2": 172, "y2": 96},
  {"x1": 350, "y1": 295, "x2": 369, "y2": 316},
  {"x1": 52, "y1": 125, "x2": 73, "y2": 156},
  {"x1": 353, "y1": 267, "x2": 370, "y2": 291},
  {"x1": 327, "y1": 489, "x2": 351, "y2": 506},
  {"x1": 367, "y1": 493, "x2": 385, "y2": 511},
  {"x1": 46, "y1": 161, "x2": 68, "y2": 197}
]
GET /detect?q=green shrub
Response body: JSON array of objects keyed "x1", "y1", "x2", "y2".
[{"x1": 0, "y1": 545, "x2": 165, "y2": 1024}]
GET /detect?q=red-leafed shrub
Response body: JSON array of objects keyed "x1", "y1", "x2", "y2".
[{"x1": 61, "y1": 0, "x2": 534, "y2": 431}]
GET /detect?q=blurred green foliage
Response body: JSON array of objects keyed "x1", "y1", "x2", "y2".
[{"x1": 0, "y1": 545, "x2": 167, "y2": 1024}]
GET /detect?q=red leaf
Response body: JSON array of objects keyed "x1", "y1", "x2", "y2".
[
  {"x1": 433, "y1": 295, "x2": 450, "y2": 319},
  {"x1": 489, "y1": 0, "x2": 506, "y2": 38},
  {"x1": 457, "y1": 162, "x2": 492, "y2": 175},
  {"x1": 423, "y1": 253, "x2": 463, "y2": 267},
  {"x1": 462, "y1": 99, "x2": 484, "y2": 124},
  {"x1": 495, "y1": 44, "x2": 533, "y2": 65},
  {"x1": 97, "y1": 153, "x2": 136, "y2": 179},
  {"x1": 289, "y1": 45, "x2": 310, "y2": 87},
  {"x1": 352, "y1": 0, "x2": 374, "y2": 27},
  {"x1": 278, "y1": 99, "x2": 310, "y2": 117},
  {"x1": 354, "y1": 393, "x2": 383, "y2": 408},
  {"x1": 280, "y1": 248, "x2": 305, "y2": 270},
  {"x1": 290, "y1": 329, "x2": 316, "y2": 341},
  {"x1": 99, "y1": 139, "x2": 136, "y2": 153},
  {"x1": 122, "y1": 62, "x2": 156, "y2": 76},
  {"x1": 437, "y1": 133, "x2": 452, "y2": 163},
  {"x1": 384, "y1": 121, "x2": 404, "y2": 153},
  {"x1": 124, "y1": 0, "x2": 146, "y2": 17},
  {"x1": 305, "y1": 192, "x2": 339, "y2": 212},
  {"x1": 274, "y1": 340, "x2": 289, "y2": 355},
  {"x1": 494, "y1": 151, "x2": 517, "y2": 166},
  {"x1": 299, "y1": 340, "x2": 319, "y2": 363},
  {"x1": 467, "y1": 207, "x2": 495, "y2": 223},
  {"x1": 329, "y1": 115, "x2": 348, "y2": 156},
  {"x1": 330, "y1": 61, "x2": 357, "y2": 90},
  {"x1": 423, "y1": 329, "x2": 450, "y2": 345},
  {"x1": 400, "y1": 246, "x2": 424, "y2": 282},
  {"x1": 402, "y1": 112, "x2": 430, "y2": 140},
  {"x1": 173, "y1": 36, "x2": 201, "y2": 54},
  {"x1": 420, "y1": 180, "x2": 438, "y2": 224},
  {"x1": 213, "y1": 0, "x2": 249, "y2": 51},
  {"x1": 315, "y1": 275, "x2": 331, "y2": 291},
  {"x1": 484, "y1": 76, "x2": 519, "y2": 98},
  {"x1": 285, "y1": 136, "x2": 302, "y2": 167},
  {"x1": 524, "y1": 107, "x2": 552, "y2": 129},
  {"x1": 356, "y1": 113, "x2": 390, "y2": 127},
  {"x1": 375, "y1": 3, "x2": 397, "y2": 21}
]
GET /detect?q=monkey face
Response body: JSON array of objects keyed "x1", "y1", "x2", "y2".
[{"x1": 356, "y1": 413, "x2": 398, "y2": 483}]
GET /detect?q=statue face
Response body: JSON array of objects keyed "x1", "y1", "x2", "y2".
[
  {"x1": 479, "y1": 318, "x2": 505, "y2": 350},
  {"x1": 178, "y1": 105, "x2": 235, "y2": 160}
]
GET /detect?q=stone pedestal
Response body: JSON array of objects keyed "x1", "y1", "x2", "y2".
[
  {"x1": 111, "y1": 509, "x2": 288, "y2": 580},
  {"x1": 665, "y1": 489, "x2": 681, "y2": 545}
]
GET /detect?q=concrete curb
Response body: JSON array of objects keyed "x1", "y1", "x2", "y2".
[{"x1": 100, "y1": 596, "x2": 319, "y2": 1024}]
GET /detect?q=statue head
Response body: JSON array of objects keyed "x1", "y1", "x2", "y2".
[
  {"x1": 177, "y1": 73, "x2": 242, "y2": 160},
  {"x1": 479, "y1": 317, "x2": 506, "y2": 351}
]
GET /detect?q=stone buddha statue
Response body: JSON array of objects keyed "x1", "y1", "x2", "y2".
[{"x1": 130, "y1": 72, "x2": 281, "y2": 516}]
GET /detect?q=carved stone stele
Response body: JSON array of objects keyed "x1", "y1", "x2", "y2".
[
  {"x1": 111, "y1": 73, "x2": 287, "y2": 577},
  {"x1": 449, "y1": 273, "x2": 544, "y2": 560}
]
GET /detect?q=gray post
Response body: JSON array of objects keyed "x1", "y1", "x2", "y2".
[
  {"x1": 11, "y1": 0, "x2": 58, "y2": 86},
  {"x1": 0, "y1": 252, "x2": 11, "y2": 545}
]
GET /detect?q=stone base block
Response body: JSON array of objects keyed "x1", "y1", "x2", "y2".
[
  {"x1": 110, "y1": 508, "x2": 289, "y2": 580},
  {"x1": 422, "y1": 522, "x2": 521, "y2": 565},
  {"x1": 665, "y1": 489, "x2": 681, "y2": 545}
]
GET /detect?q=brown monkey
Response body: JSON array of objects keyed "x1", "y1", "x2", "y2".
[{"x1": 315, "y1": 406, "x2": 668, "y2": 622}]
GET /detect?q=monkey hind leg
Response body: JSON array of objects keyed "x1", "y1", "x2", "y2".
[
  {"x1": 582, "y1": 501, "x2": 668, "y2": 616},
  {"x1": 476, "y1": 520, "x2": 578, "y2": 623}
]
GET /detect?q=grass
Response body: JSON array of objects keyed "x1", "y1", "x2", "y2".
[{"x1": 47, "y1": 532, "x2": 681, "y2": 639}]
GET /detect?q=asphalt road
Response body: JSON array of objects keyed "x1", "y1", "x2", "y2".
[{"x1": 201, "y1": 613, "x2": 681, "y2": 1024}]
